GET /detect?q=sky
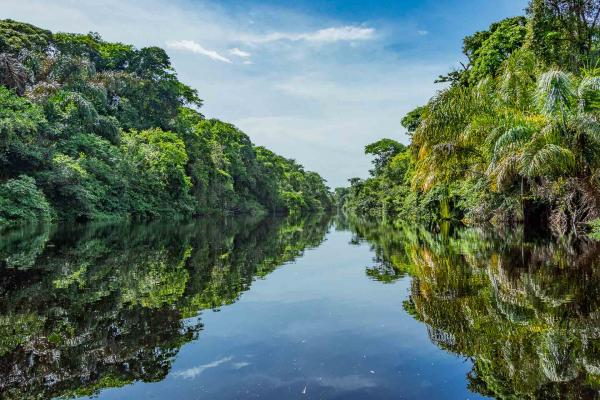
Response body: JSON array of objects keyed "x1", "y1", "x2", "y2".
[{"x1": 3, "y1": 0, "x2": 528, "y2": 187}]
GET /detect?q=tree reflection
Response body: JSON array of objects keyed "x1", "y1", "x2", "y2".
[
  {"x1": 347, "y1": 216, "x2": 600, "y2": 399},
  {"x1": 0, "y1": 214, "x2": 331, "y2": 399}
]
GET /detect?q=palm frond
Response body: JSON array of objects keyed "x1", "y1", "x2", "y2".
[
  {"x1": 488, "y1": 154, "x2": 519, "y2": 190},
  {"x1": 462, "y1": 115, "x2": 496, "y2": 146},
  {"x1": 572, "y1": 114, "x2": 600, "y2": 144},
  {"x1": 492, "y1": 126, "x2": 532, "y2": 160},
  {"x1": 521, "y1": 144, "x2": 575, "y2": 178},
  {"x1": 536, "y1": 70, "x2": 575, "y2": 117},
  {"x1": 578, "y1": 76, "x2": 600, "y2": 112},
  {"x1": 498, "y1": 49, "x2": 537, "y2": 110},
  {"x1": 413, "y1": 86, "x2": 477, "y2": 147}
]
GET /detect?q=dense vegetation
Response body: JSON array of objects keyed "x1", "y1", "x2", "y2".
[
  {"x1": 0, "y1": 19, "x2": 332, "y2": 228},
  {"x1": 0, "y1": 214, "x2": 331, "y2": 399},
  {"x1": 346, "y1": 217, "x2": 600, "y2": 399},
  {"x1": 341, "y1": 0, "x2": 600, "y2": 236}
]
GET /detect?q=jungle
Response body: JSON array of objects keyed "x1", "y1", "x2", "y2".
[
  {"x1": 341, "y1": 1, "x2": 600, "y2": 237},
  {"x1": 0, "y1": 19, "x2": 332, "y2": 229}
]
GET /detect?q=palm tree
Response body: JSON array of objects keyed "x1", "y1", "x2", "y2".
[{"x1": 489, "y1": 70, "x2": 600, "y2": 234}]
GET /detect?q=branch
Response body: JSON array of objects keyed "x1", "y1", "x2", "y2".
[{"x1": 591, "y1": 6, "x2": 600, "y2": 30}]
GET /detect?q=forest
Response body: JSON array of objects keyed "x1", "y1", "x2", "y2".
[
  {"x1": 340, "y1": 0, "x2": 600, "y2": 236},
  {"x1": 0, "y1": 19, "x2": 332, "y2": 229}
]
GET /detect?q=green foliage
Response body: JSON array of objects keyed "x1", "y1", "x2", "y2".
[
  {"x1": 348, "y1": 219, "x2": 600, "y2": 399},
  {"x1": 436, "y1": 17, "x2": 528, "y2": 86},
  {"x1": 400, "y1": 106, "x2": 426, "y2": 134},
  {"x1": 0, "y1": 19, "x2": 331, "y2": 227},
  {"x1": 255, "y1": 146, "x2": 333, "y2": 214},
  {"x1": 0, "y1": 86, "x2": 47, "y2": 175},
  {"x1": 182, "y1": 119, "x2": 274, "y2": 214},
  {"x1": 0, "y1": 214, "x2": 331, "y2": 399},
  {"x1": 527, "y1": 0, "x2": 600, "y2": 71},
  {"x1": 123, "y1": 128, "x2": 192, "y2": 199},
  {"x1": 364, "y1": 138, "x2": 405, "y2": 175},
  {"x1": 345, "y1": 126, "x2": 473, "y2": 224},
  {"x1": 0, "y1": 175, "x2": 52, "y2": 228},
  {"x1": 466, "y1": 17, "x2": 528, "y2": 83},
  {"x1": 343, "y1": 146, "x2": 423, "y2": 223},
  {"x1": 0, "y1": 19, "x2": 51, "y2": 53},
  {"x1": 344, "y1": 5, "x2": 600, "y2": 235},
  {"x1": 0, "y1": 313, "x2": 44, "y2": 357},
  {"x1": 589, "y1": 218, "x2": 600, "y2": 239}
]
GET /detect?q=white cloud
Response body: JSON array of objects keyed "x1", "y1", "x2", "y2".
[
  {"x1": 173, "y1": 357, "x2": 233, "y2": 379},
  {"x1": 167, "y1": 40, "x2": 232, "y2": 63},
  {"x1": 417, "y1": 30, "x2": 429, "y2": 36},
  {"x1": 1, "y1": 0, "x2": 445, "y2": 187},
  {"x1": 243, "y1": 60, "x2": 254, "y2": 65},
  {"x1": 229, "y1": 47, "x2": 251, "y2": 58},
  {"x1": 242, "y1": 25, "x2": 375, "y2": 44}
]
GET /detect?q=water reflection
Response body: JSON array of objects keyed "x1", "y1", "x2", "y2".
[
  {"x1": 6, "y1": 214, "x2": 600, "y2": 399},
  {"x1": 0, "y1": 214, "x2": 331, "y2": 399},
  {"x1": 347, "y1": 217, "x2": 600, "y2": 399}
]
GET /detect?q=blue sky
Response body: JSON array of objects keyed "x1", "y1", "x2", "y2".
[{"x1": 4, "y1": 0, "x2": 527, "y2": 187}]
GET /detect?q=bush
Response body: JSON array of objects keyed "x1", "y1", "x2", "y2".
[{"x1": 0, "y1": 175, "x2": 53, "y2": 228}]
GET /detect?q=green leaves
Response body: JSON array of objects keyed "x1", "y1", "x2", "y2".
[
  {"x1": 343, "y1": 5, "x2": 600, "y2": 231},
  {"x1": 492, "y1": 126, "x2": 533, "y2": 160},
  {"x1": 0, "y1": 19, "x2": 51, "y2": 54},
  {"x1": 536, "y1": 70, "x2": 575, "y2": 117},
  {"x1": 522, "y1": 143, "x2": 575, "y2": 178},
  {"x1": 0, "y1": 85, "x2": 45, "y2": 144},
  {"x1": 0, "y1": 175, "x2": 52, "y2": 228},
  {"x1": 466, "y1": 16, "x2": 528, "y2": 84},
  {"x1": 497, "y1": 49, "x2": 537, "y2": 110},
  {"x1": 365, "y1": 138, "x2": 406, "y2": 175},
  {"x1": 401, "y1": 106, "x2": 426, "y2": 134},
  {"x1": 124, "y1": 128, "x2": 191, "y2": 193},
  {"x1": 255, "y1": 145, "x2": 332, "y2": 214},
  {"x1": 577, "y1": 76, "x2": 600, "y2": 112},
  {"x1": 527, "y1": 0, "x2": 600, "y2": 70},
  {"x1": 0, "y1": 19, "x2": 330, "y2": 225}
]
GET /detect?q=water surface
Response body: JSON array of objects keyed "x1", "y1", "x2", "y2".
[{"x1": 1, "y1": 215, "x2": 600, "y2": 399}]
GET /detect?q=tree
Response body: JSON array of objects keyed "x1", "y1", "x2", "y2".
[
  {"x1": 0, "y1": 19, "x2": 51, "y2": 53},
  {"x1": 365, "y1": 138, "x2": 406, "y2": 175},
  {"x1": 0, "y1": 175, "x2": 52, "y2": 228},
  {"x1": 435, "y1": 17, "x2": 528, "y2": 86},
  {"x1": 0, "y1": 19, "x2": 331, "y2": 225},
  {"x1": 401, "y1": 106, "x2": 426, "y2": 135},
  {"x1": 466, "y1": 17, "x2": 528, "y2": 83},
  {"x1": 527, "y1": 0, "x2": 600, "y2": 70}
]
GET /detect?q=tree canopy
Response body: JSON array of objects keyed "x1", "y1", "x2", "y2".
[
  {"x1": 0, "y1": 20, "x2": 332, "y2": 228},
  {"x1": 341, "y1": 1, "x2": 600, "y2": 236}
]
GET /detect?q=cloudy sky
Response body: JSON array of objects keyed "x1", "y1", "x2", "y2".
[{"x1": 4, "y1": 0, "x2": 527, "y2": 187}]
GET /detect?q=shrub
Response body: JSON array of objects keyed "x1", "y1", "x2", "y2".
[{"x1": 0, "y1": 175, "x2": 53, "y2": 228}]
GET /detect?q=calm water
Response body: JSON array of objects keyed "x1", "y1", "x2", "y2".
[{"x1": 1, "y1": 215, "x2": 600, "y2": 399}]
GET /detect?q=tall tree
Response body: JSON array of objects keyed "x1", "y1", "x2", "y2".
[{"x1": 527, "y1": 0, "x2": 600, "y2": 70}]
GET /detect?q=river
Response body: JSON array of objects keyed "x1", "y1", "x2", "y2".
[{"x1": 0, "y1": 214, "x2": 599, "y2": 399}]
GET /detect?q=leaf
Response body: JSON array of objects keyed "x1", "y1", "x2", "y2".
[
  {"x1": 536, "y1": 70, "x2": 575, "y2": 117},
  {"x1": 522, "y1": 144, "x2": 575, "y2": 178}
]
